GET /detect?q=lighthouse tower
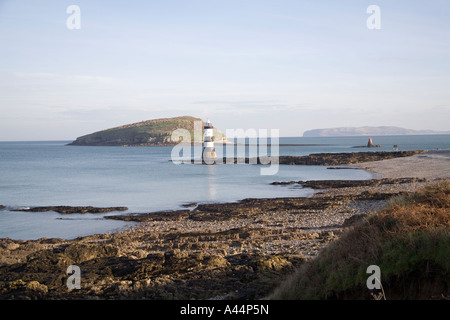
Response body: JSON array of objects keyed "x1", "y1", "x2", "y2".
[{"x1": 202, "y1": 119, "x2": 217, "y2": 163}]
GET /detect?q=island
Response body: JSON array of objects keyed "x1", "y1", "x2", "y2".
[
  {"x1": 303, "y1": 126, "x2": 450, "y2": 137},
  {"x1": 68, "y1": 116, "x2": 226, "y2": 146}
]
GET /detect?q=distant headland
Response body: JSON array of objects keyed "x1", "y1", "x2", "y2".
[
  {"x1": 68, "y1": 116, "x2": 226, "y2": 147},
  {"x1": 303, "y1": 126, "x2": 450, "y2": 137}
]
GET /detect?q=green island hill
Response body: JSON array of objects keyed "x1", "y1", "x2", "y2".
[{"x1": 68, "y1": 116, "x2": 226, "y2": 146}]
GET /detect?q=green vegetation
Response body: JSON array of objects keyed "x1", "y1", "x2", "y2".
[
  {"x1": 269, "y1": 180, "x2": 450, "y2": 300},
  {"x1": 68, "y1": 116, "x2": 225, "y2": 146}
]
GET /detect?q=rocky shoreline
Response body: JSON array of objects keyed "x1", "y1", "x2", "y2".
[
  {"x1": 271, "y1": 177, "x2": 427, "y2": 188},
  {"x1": 183, "y1": 150, "x2": 425, "y2": 165},
  {"x1": 0, "y1": 150, "x2": 443, "y2": 300},
  {"x1": 223, "y1": 150, "x2": 424, "y2": 165},
  {"x1": 0, "y1": 179, "x2": 434, "y2": 300}
]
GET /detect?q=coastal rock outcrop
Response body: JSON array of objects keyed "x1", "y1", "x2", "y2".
[
  {"x1": 217, "y1": 150, "x2": 425, "y2": 166},
  {"x1": 271, "y1": 178, "x2": 427, "y2": 189},
  {"x1": 274, "y1": 151, "x2": 424, "y2": 166}
]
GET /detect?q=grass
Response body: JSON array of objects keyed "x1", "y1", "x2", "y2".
[{"x1": 268, "y1": 180, "x2": 450, "y2": 300}]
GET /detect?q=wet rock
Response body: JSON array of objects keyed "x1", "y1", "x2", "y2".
[
  {"x1": 106, "y1": 210, "x2": 191, "y2": 222},
  {"x1": 271, "y1": 181, "x2": 296, "y2": 185},
  {"x1": 181, "y1": 203, "x2": 198, "y2": 208}
]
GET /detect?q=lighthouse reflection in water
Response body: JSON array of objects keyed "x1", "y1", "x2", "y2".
[{"x1": 206, "y1": 165, "x2": 217, "y2": 199}]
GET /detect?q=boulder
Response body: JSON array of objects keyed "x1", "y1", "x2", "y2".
[{"x1": 63, "y1": 243, "x2": 120, "y2": 263}]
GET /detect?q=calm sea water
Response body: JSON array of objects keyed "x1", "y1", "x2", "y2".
[{"x1": 1, "y1": 135, "x2": 449, "y2": 240}]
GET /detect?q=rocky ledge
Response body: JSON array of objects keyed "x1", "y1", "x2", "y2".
[
  {"x1": 271, "y1": 177, "x2": 427, "y2": 188},
  {"x1": 274, "y1": 150, "x2": 424, "y2": 165},
  {"x1": 202, "y1": 150, "x2": 425, "y2": 166},
  {"x1": 0, "y1": 176, "x2": 433, "y2": 300},
  {"x1": 11, "y1": 206, "x2": 128, "y2": 214}
]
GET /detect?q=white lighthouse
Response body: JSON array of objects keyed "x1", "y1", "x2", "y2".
[{"x1": 202, "y1": 119, "x2": 217, "y2": 164}]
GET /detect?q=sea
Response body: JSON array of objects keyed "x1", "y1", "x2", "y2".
[{"x1": 1, "y1": 135, "x2": 449, "y2": 240}]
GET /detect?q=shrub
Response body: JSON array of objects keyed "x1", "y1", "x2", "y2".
[{"x1": 269, "y1": 180, "x2": 450, "y2": 300}]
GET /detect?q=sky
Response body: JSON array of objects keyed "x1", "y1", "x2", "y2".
[{"x1": 0, "y1": 0, "x2": 449, "y2": 140}]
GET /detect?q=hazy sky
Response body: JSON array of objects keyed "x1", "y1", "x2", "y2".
[{"x1": 1, "y1": 0, "x2": 449, "y2": 140}]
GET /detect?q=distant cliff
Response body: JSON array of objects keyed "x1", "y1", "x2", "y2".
[
  {"x1": 303, "y1": 126, "x2": 450, "y2": 137},
  {"x1": 68, "y1": 116, "x2": 225, "y2": 146}
]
